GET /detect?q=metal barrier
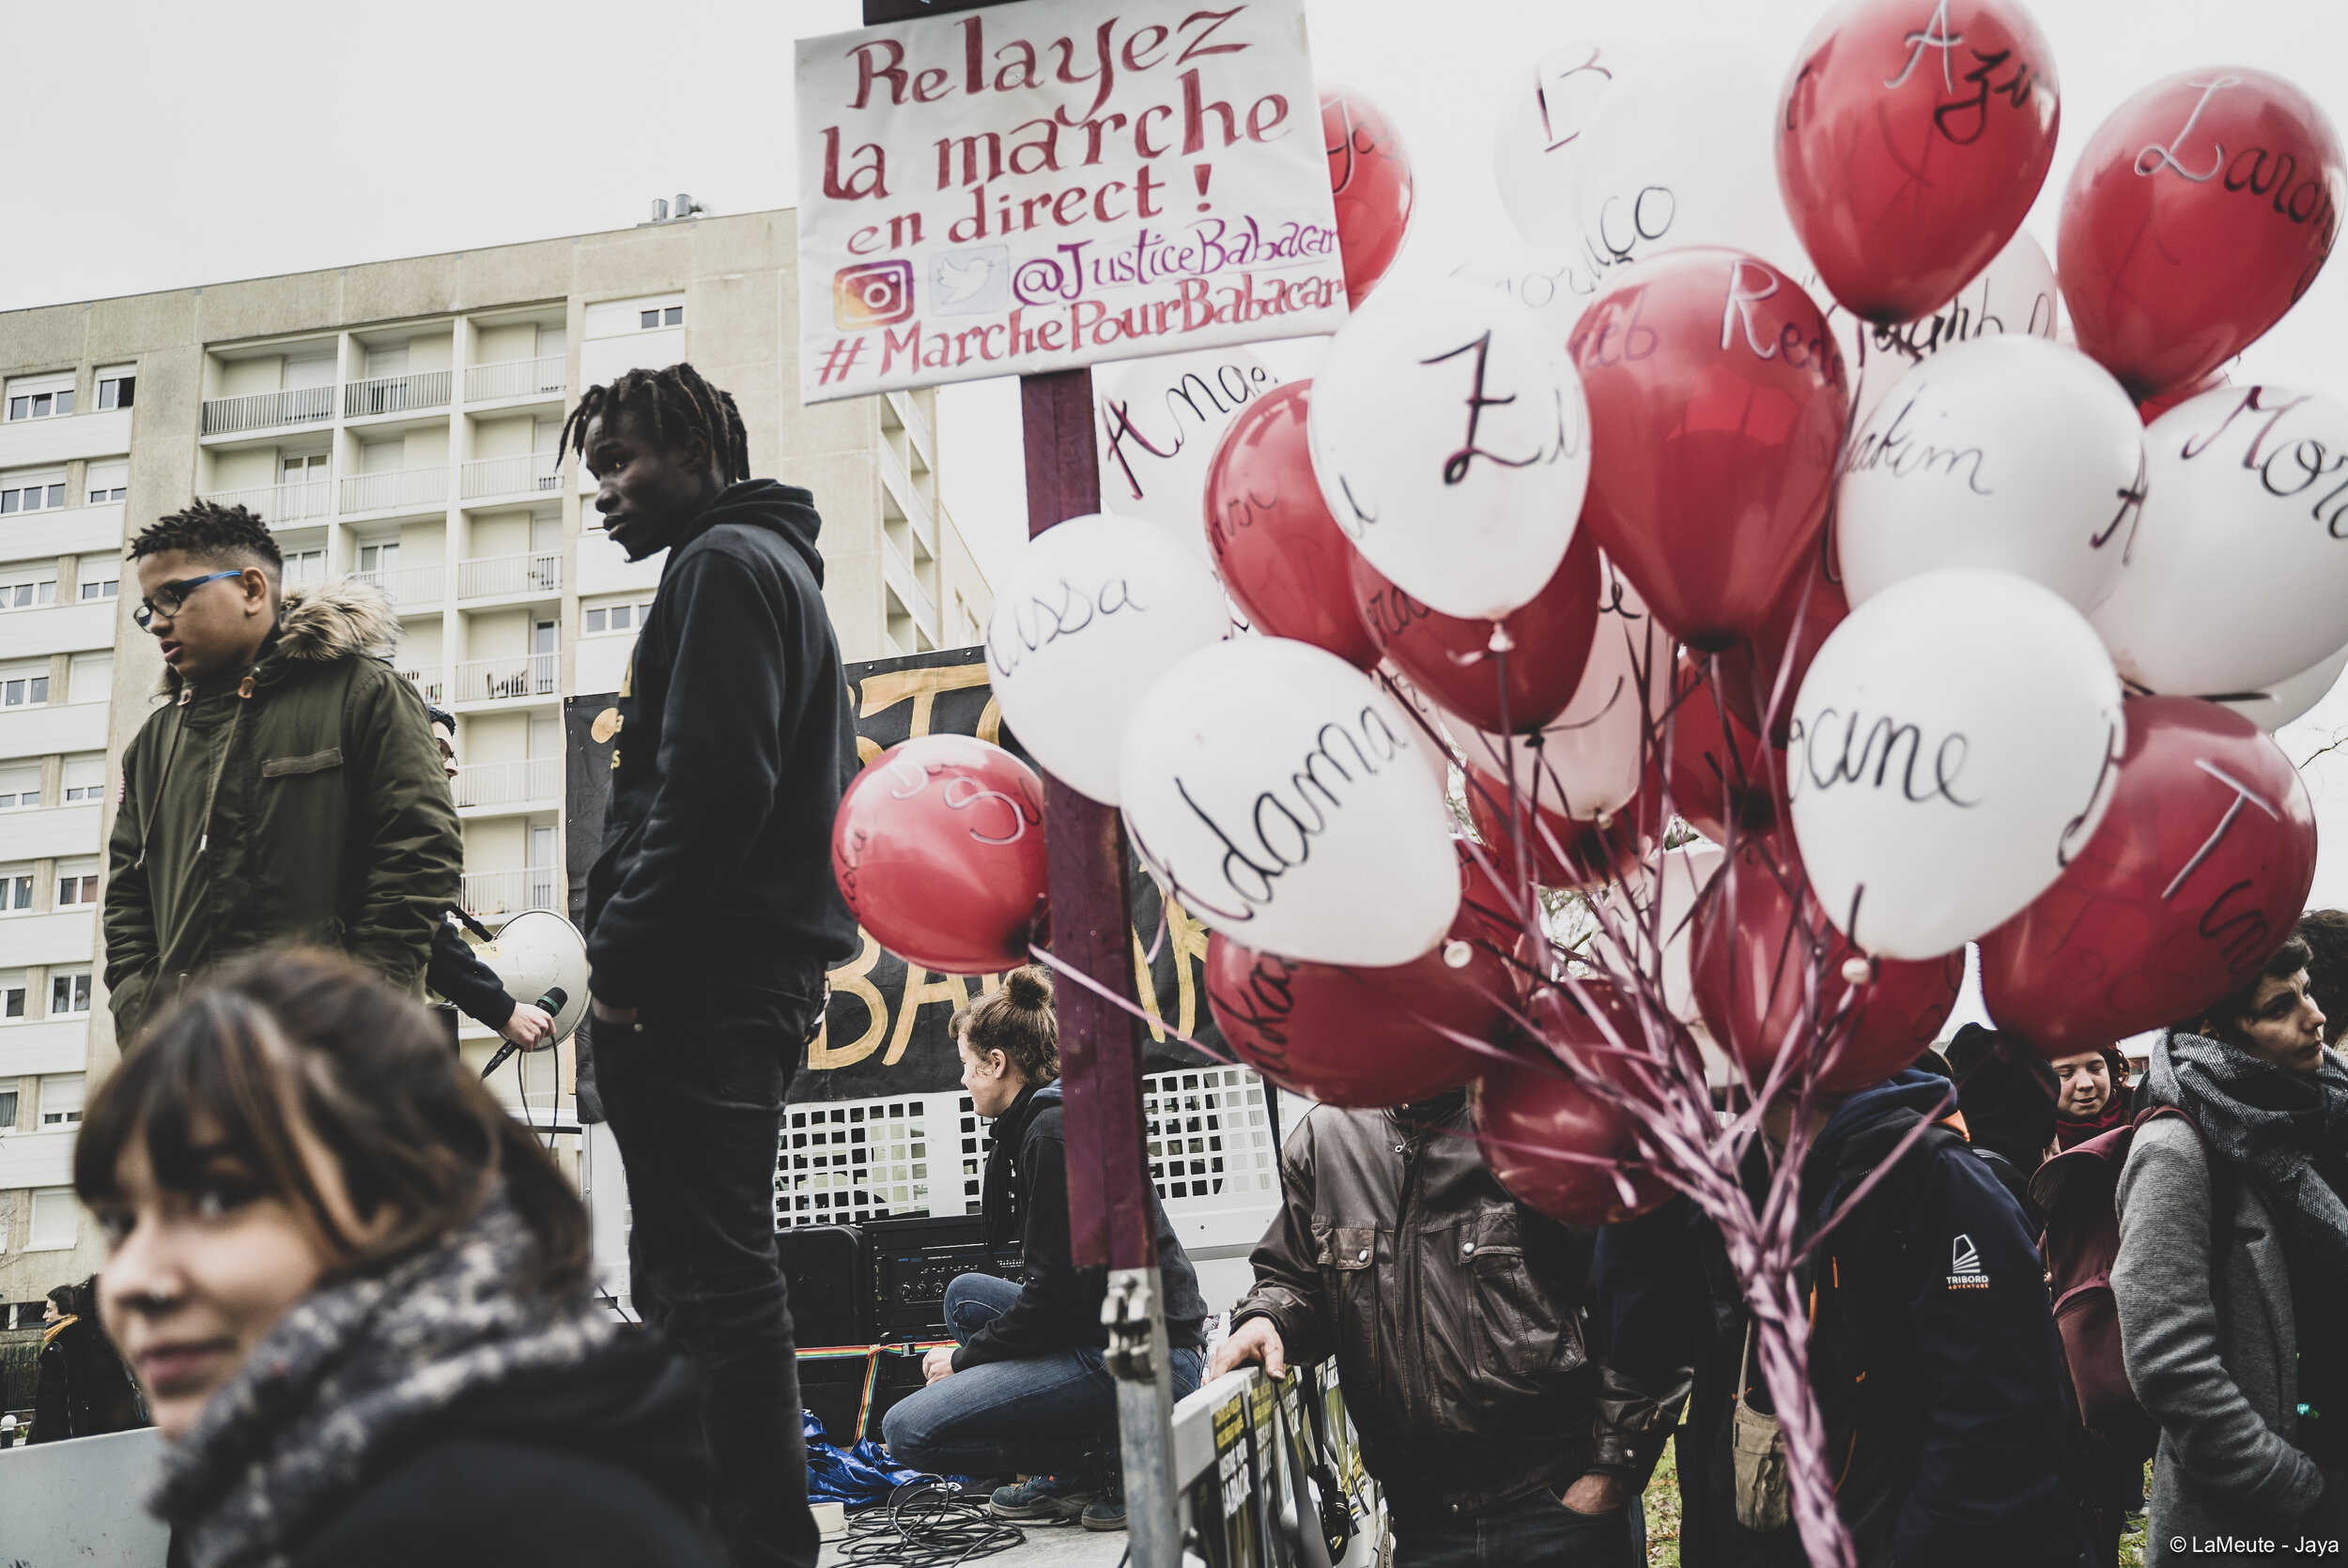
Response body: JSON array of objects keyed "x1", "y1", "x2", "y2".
[{"x1": 0, "y1": 1425, "x2": 170, "y2": 1564}]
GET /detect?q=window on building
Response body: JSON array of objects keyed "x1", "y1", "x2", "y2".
[
  {"x1": 0, "y1": 470, "x2": 68, "y2": 513},
  {"x1": 582, "y1": 595, "x2": 655, "y2": 636},
  {"x1": 60, "y1": 754, "x2": 104, "y2": 803},
  {"x1": 49, "y1": 973, "x2": 91, "y2": 1017},
  {"x1": 0, "y1": 762, "x2": 37, "y2": 809},
  {"x1": 0, "y1": 1085, "x2": 16, "y2": 1129},
  {"x1": 55, "y1": 860, "x2": 98, "y2": 906},
  {"x1": 0, "y1": 565, "x2": 56, "y2": 610},
  {"x1": 0, "y1": 866, "x2": 30, "y2": 911},
  {"x1": 68, "y1": 653, "x2": 111, "y2": 704},
  {"x1": 359, "y1": 541, "x2": 399, "y2": 575},
  {"x1": 284, "y1": 547, "x2": 325, "y2": 583},
  {"x1": 39, "y1": 1073, "x2": 83, "y2": 1125},
  {"x1": 95, "y1": 367, "x2": 135, "y2": 410},
  {"x1": 77, "y1": 555, "x2": 119, "y2": 599},
  {"x1": 0, "y1": 661, "x2": 51, "y2": 709},
  {"x1": 85, "y1": 459, "x2": 128, "y2": 504},
  {"x1": 0, "y1": 971, "x2": 23, "y2": 1020},
  {"x1": 29, "y1": 1190, "x2": 77, "y2": 1250},
  {"x1": 5, "y1": 375, "x2": 74, "y2": 423}
]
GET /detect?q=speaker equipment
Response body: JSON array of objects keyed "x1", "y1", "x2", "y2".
[
  {"x1": 864, "y1": 1214, "x2": 1027, "y2": 1342},
  {"x1": 798, "y1": 1345, "x2": 936, "y2": 1447},
  {"x1": 777, "y1": 1224, "x2": 874, "y2": 1349}
]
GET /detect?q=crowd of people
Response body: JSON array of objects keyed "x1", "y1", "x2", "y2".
[{"x1": 19, "y1": 350, "x2": 2348, "y2": 1568}]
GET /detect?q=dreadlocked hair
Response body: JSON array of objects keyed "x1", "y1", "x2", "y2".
[
  {"x1": 557, "y1": 361, "x2": 749, "y2": 484},
  {"x1": 128, "y1": 500, "x2": 284, "y2": 574}
]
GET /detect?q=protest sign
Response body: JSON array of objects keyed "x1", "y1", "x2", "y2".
[{"x1": 795, "y1": 0, "x2": 1347, "y2": 402}]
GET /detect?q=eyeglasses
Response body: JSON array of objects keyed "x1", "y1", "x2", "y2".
[{"x1": 133, "y1": 569, "x2": 246, "y2": 630}]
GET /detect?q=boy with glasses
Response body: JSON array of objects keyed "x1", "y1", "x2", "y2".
[{"x1": 102, "y1": 500, "x2": 460, "y2": 1041}]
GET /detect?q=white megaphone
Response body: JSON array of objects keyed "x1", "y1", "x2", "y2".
[{"x1": 471, "y1": 910, "x2": 590, "y2": 1078}]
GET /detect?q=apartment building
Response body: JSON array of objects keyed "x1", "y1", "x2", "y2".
[{"x1": 0, "y1": 207, "x2": 994, "y2": 1323}]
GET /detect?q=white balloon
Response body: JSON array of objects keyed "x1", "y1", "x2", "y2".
[
  {"x1": 1570, "y1": 46, "x2": 1807, "y2": 282},
  {"x1": 1840, "y1": 228, "x2": 2058, "y2": 429},
  {"x1": 1308, "y1": 277, "x2": 1591, "y2": 620},
  {"x1": 1491, "y1": 41, "x2": 1639, "y2": 246},
  {"x1": 1093, "y1": 347, "x2": 1280, "y2": 563},
  {"x1": 1788, "y1": 569, "x2": 2124, "y2": 961},
  {"x1": 2219, "y1": 641, "x2": 2348, "y2": 732},
  {"x1": 1460, "y1": 565, "x2": 1672, "y2": 821},
  {"x1": 1377, "y1": 663, "x2": 1461, "y2": 794},
  {"x1": 1119, "y1": 638, "x2": 1460, "y2": 966},
  {"x1": 2092, "y1": 387, "x2": 2348, "y2": 697},
  {"x1": 1839, "y1": 335, "x2": 2144, "y2": 615},
  {"x1": 985, "y1": 515, "x2": 1229, "y2": 806},
  {"x1": 1593, "y1": 844, "x2": 1724, "y2": 1024},
  {"x1": 1451, "y1": 242, "x2": 1597, "y2": 351}
]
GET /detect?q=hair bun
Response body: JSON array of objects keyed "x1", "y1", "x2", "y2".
[{"x1": 1004, "y1": 965, "x2": 1054, "y2": 1008}]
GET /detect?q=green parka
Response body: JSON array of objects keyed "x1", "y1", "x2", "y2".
[{"x1": 102, "y1": 579, "x2": 461, "y2": 1038}]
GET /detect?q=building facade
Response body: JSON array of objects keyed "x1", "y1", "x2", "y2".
[{"x1": 0, "y1": 207, "x2": 994, "y2": 1325}]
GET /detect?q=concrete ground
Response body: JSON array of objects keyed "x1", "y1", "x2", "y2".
[{"x1": 818, "y1": 1509, "x2": 1130, "y2": 1568}]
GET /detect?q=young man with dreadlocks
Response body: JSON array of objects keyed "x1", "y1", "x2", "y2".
[
  {"x1": 564, "y1": 363, "x2": 859, "y2": 1568},
  {"x1": 103, "y1": 500, "x2": 461, "y2": 1041}
]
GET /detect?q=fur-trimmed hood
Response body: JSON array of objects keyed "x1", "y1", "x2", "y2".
[{"x1": 159, "y1": 577, "x2": 398, "y2": 696}]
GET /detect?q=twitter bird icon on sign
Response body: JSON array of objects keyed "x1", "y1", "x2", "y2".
[{"x1": 930, "y1": 246, "x2": 1009, "y2": 316}]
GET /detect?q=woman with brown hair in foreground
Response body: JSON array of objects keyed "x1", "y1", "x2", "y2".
[{"x1": 76, "y1": 949, "x2": 720, "y2": 1568}]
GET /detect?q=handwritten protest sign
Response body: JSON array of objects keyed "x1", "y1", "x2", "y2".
[{"x1": 795, "y1": 0, "x2": 1347, "y2": 403}]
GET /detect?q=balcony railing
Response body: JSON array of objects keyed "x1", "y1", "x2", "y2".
[
  {"x1": 882, "y1": 530, "x2": 938, "y2": 638},
  {"x1": 456, "y1": 757, "x2": 562, "y2": 810},
  {"x1": 200, "y1": 480, "x2": 333, "y2": 526},
  {"x1": 878, "y1": 437, "x2": 937, "y2": 555},
  {"x1": 461, "y1": 868, "x2": 560, "y2": 919},
  {"x1": 345, "y1": 369, "x2": 452, "y2": 419},
  {"x1": 453, "y1": 653, "x2": 558, "y2": 704},
  {"x1": 339, "y1": 467, "x2": 447, "y2": 515},
  {"x1": 461, "y1": 452, "x2": 563, "y2": 500},
  {"x1": 352, "y1": 563, "x2": 445, "y2": 608},
  {"x1": 397, "y1": 667, "x2": 447, "y2": 705},
  {"x1": 201, "y1": 385, "x2": 335, "y2": 436},
  {"x1": 457, "y1": 552, "x2": 562, "y2": 601},
  {"x1": 465, "y1": 356, "x2": 565, "y2": 404}
]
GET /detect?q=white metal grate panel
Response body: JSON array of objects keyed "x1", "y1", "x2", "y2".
[{"x1": 775, "y1": 1096, "x2": 950, "y2": 1227}]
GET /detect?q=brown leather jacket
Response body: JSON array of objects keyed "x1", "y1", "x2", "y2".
[{"x1": 1232, "y1": 1096, "x2": 1662, "y2": 1523}]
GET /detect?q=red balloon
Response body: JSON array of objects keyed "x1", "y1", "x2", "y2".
[
  {"x1": 1204, "y1": 929, "x2": 1504, "y2": 1108},
  {"x1": 831, "y1": 736, "x2": 1048, "y2": 975},
  {"x1": 1472, "y1": 1051, "x2": 1672, "y2": 1226},
  {"x1": 1569, "y1": 249, "x2": 1850, "y2": 650},
  {"x1": 1690, "y1": 835, "x2": 1964, "y2": 1092},
  {"x1": 1464, "y1": 763, "x2": 1661, "y2": 891},
  {"x1": 1205, "y1": 381, "x2": 1380, "y2": 669},
  {"x1": 2138, "y1": 367, "x2": 2230, "y2": 426},
  {"x1": 1777, "y1": 0, "x2": 2060, "y2": 324},
  {"x1": 1527, "y1": 976, "x2": 1693, "y2": 1094},
  {"x1": 1718, "y1": 523, "x2": 1849, "y2": 746},
  {"x1": 1669, "y1": 655, "x2": 1785, "y2": 845},
  {"x1": 2059, "y1": 69, "x2": 2345, "y2": 400},
  {"x1": 1978, "y1": 697, "x2": 2316, "y2": 1053},
  {"x1": 1322, "y1": 85, "x2": 1413, "y2": 309},
  {"x1": 1352, "y1": 530, "x2": 1603, "y2": 733}
]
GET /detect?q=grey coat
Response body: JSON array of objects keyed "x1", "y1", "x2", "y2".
[{"x1": 2115, "y1": 1115, "x2": 2325, "y2": 1563}]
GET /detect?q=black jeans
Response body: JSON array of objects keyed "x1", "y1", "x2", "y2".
[
  {"x1": 1389, "y1": 1488, "x2": 1640, "y2": 1568},
  {"x1": 595, "y1": 960, "x2": 826, "y2": 1568}
]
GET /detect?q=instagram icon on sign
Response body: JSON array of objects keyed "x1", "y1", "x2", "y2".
[{"x1": 834, "y1": 260, "x2": 915, "y2": 330}]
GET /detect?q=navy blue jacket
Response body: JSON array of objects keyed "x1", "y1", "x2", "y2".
[{"x1": 1598, "y1": 1073, "x2": 2091, "y2": 1568}]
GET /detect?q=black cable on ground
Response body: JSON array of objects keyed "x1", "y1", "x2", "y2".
[{"x1": 836, "y1": 1479, "x2": 1028, "y2": 1568}]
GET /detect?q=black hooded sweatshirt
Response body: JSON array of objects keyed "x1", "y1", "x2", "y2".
[{"x1": 584, "y1": 481, "x2": 861, "y2": 1008}]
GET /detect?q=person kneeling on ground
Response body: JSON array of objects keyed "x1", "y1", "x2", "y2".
[
  {"x1": 1212, "y1": 1085, "x2": 1667, "y2": 1568},
  {"x1": 2115, "y1": 935, "x2": 2348, "y2": 1563},
  {"x1": 881, "y1": 967, "x2": 1210, "y2": 1532},
  {"x1": 77, "y1": 950, "x2": 721, "y2": 1568}
]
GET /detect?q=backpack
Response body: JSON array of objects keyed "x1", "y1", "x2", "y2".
[{"x1": 2031, "y1": 1105, "x2": 2232, "y2": 1456}]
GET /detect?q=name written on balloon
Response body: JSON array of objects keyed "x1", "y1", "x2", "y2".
[
  {"x1": 1419, "y1": 331, "x2": 1584, "y2": 487},
  {"x1": 1140, "y1": 704, "x2": 1412, "y2": 923},
  {"x1": 882, "y1": 749, "x2": 1045, "y2": 845},
  {"x1": 2135, "y1": 75, "x2": 2340, "y2": 268},
  {"x1": 1721, "y1": 260, "x2": 1841, "y2": 374},
  {"x1": 2161, "y1": 757, "x2": 2291, "y2": 976},
  {"x1": 2176, "y1": 388, "x2": 2348, "y2": 536},
  {"x1": 1101, "y1": 357, "x2": 1274, "y2": 507},
  {"x1": 1201, "y1": 949, "x2": 1306, "y2": 1069},
  {"x1": 1877, "y1": 0, "x2": 2041, "y2": 148},
  {"x1": 985, "y1": 575, "x2": 1148, "y2": 683},
  {"x1": 1788, "y1": 707, "x2": 1978, "y2": 807},
  {"x1": 1845, "y1": 388, "x2": 1992, "y2": 495}
]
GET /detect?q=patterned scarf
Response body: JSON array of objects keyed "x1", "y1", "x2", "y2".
[{"x1": 151, "y1": 1191, "x2": 614, "y2": 1568}]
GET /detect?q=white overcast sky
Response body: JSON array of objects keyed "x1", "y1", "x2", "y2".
[{"x1": 8, "y1": 0, "x2": 2348, "y2": 994}]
